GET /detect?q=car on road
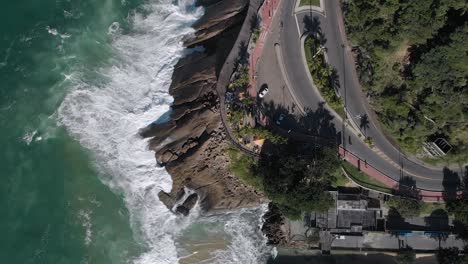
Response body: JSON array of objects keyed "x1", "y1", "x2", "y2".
[
  {"x1": 276, "y1": 114, "x2": 285, "y2": 125},
  {"x1": 335, "y1": 235, "x2": 346, "y2": 240},
  {"x1": 258, "y1": 86, "x2": 269, "y2": 98}
]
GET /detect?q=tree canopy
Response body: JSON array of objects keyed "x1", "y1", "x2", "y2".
[
  {"x1": 386, "y1": 197, "x2": 423, "y2": 218},
  {"x1": 396, "y1": 247, "x2": 416, "y2": 264},
  {"x1": 343, "y1": 0, "x2": 468, "y2": 161},
  {"x1": 436, "y1": 247, "x2": 467, "y2": 264},
  {"x1": 255, "y1": 145, "x2": 341, "y2": 219}
]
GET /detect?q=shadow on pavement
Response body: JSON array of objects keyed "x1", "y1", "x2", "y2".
[
  {"x1": 442, "y1": 167, "x2": 461, "y2": 201},
  {"x1": 425, "y1": 209, "x2": 450, "y2": 243},
  {"x1": 261, "y1": 101, "x2": 340, "y2": 144},
  {"x1": 394, "y1": 176, "x2": 421, "y2": 199}
]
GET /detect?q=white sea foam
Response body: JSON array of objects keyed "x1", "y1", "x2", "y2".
[
  {"x1": 58, "y1": 0, "x2": 202, "y2": 263},
  {"x1": 57, "y1": 0, "x2": 271, "y2": 263},
  {"x1": 78, "y1": 209, "x2": 93, "y2": 246},
  {"x1": 212, "y1": 205, "x2": 271, "y2": 264},
  {"x1": 22, "y1": 130, "x2": 37, "y2": 145}
]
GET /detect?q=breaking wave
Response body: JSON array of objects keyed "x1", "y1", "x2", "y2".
[{"x1": 57, "y1": 0, "x2": 270, "y2": 263}]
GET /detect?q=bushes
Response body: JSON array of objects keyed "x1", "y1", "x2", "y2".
[
  {"x1": 304, "y1": 37, "x2": 345, "y2": 118},
  {"x1": 257, "y1": 147, "x2": 341, "y2": 219},
  {"x1": 343, "y1": 0, "x2": 468, "y2": 160},
  {"x1": 227, "y1": 147, "x2": 264, "y2": 192},
  {"x1": 232, "y1": 65, "x2": 250, "y2": 88},
  {"x1": 386, "y1": 197, "x2": 423, "y2": 218},
  {"x1": 228, "y1": 144, "x2": 342, "y2": 220}
]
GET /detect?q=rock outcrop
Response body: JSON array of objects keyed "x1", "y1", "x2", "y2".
[
  {"x1": 262, "y1": 203, "x2": 289, "y2": 245},
  {"x1": 141, "y1": 0, "x2": 264, "y2": 213}
]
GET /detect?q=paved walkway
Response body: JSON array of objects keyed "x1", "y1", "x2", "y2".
[
  {"x1": 249, "y1": 0, "x2": 281, "y2": 96},
  {"x1": 338, "y1": 148, "x2": 463, "y2": 201},
  {"x1": 333, "y1": 232, "x2": 465, "y2": 251},
  {"x1": 216, "y1": 0, "x2": 264, "y2": 157}
]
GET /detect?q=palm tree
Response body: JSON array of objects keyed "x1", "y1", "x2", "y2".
[{"x1": 303, "y1": 16, "x2": 322, "y2": 38}]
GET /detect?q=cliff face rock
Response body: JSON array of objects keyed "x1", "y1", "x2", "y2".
[
  {"x1": 262, "y1": 204, "x2": 289, "y2": 245},
  {"x1": 186, "y1": 0, "x2": 250, "y2": 47},
  {"x1": 142, "y1": 0, "x2": 263, "y2": 213}
]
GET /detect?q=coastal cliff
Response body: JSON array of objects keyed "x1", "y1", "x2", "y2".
[{"x1": 140, "y1": 0, "x2": 263, "y2": 213}]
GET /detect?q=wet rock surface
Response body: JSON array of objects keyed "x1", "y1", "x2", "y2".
[
  {"x1": 262, "y1": 203, "x2": 289, "y2": 245},
  {"x1": 143, "y1": 0, "x2": 264, "y2": 212}
]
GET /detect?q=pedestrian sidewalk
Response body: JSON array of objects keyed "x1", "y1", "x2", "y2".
[{"x1": 249, "y1": 0, "x2": 281, "y2": 97}]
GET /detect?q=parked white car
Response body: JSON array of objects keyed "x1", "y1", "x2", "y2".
[{"x1": 258, "y1": 87, "x2": 269, "y2": 98}]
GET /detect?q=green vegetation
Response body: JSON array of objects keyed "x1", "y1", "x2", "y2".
[
  {"x1": 256, "y1": 146, "x2": 342, "y2": 219},
  {"x1": 436, "y1": 247, "x2": 467, "y2": 264},
  {"x1": 227, "y1": 142, "x2": 342, "y2": 220},
  {"x1": 342, "y1": 162, "x2": 392, "y2": 193},
  {"x1": 331, "y1": 169, "x2": 350, "y2": 188},
  {"x1": 232, "y1": 65, "x2": 250, "y2": 88},
  {"x1": 228, "y1": 109, "x2": 244, "y2": 124},
  {"x1": 304, "y1": 37, "x2": 346, "y2": 119},
  {"x1": 450, "y1": 201, "x2": 468, "y2": 223},
  {"x1": 299, "y1": 0, "x2": 320, "y2": 7},
  {"x1": 343, "y1": 0, "x2": 468, "y2": 161},
  {"x1": 226, "y1": 147, "x2": 264, "y2": 192},
  {"x1": 237, "y1": 125, "x2": 288, "y2": 145},
  {"x1": 420, "y1": 202, "x2": 447, "y2": 216},
  {"x1": 386, "y1": 197, "x2": 423, "y2": 218},
  {"x1": 252, "y1": 27, "x2": 261, "y2": 43},
  {"x1": 396, "y1": 247, "x2": 416, "y2": 264}
]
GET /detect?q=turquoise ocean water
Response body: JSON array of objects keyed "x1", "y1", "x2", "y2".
[
  {"x1": 0, "y1": 0, "x2": 146, "y2": 262},
  {"x1": 0, "y1": 0, "x2": 270, "y2": 263}
]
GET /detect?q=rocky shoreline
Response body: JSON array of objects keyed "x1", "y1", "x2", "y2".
[{"x1": 140, "y1": 0, "x2": 265, "y2": 214}]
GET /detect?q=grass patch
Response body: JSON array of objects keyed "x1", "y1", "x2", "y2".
[
  {"x1": 226, "y1": 146, "x2": 264, "y2": 192},
  {"x1": 299, "y1": 0, "x2": 321, "y2": 7},
  {"x1": 420, "y1": 202, "x2": 449, "y2": 216},
  {"x1": 304, "y1": 37, "x2": 346, "y2": 119},
  {"x1": 342, "y1": 162, "x2": 393, "y2": 193},
  {"x1": 332, "y1": 170, "x2": 351, "y2": 188}
]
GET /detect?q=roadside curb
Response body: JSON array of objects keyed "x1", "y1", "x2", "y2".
[
  {"x1": 294, "y1": 0, "x2": 326, "y2": 16},
  {"x1": 340, "y1": 167, "x2": 394, "y2": 196},
  {"x1": 274, "y1": 43, "x2": 306, "y2": 115}
]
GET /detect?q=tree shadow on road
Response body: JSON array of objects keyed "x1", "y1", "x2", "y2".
[
  {"x1": 234, "y1": 41, "x2": 249, "y2": 67},
  {"x1": 359, "y1": 114, "x2": 370, "y2": 136},
  {"x1": 249, "y1": 13, "x2": 260, "y2": 33},
  {"x1": 442, "y1": 167, "x2": 461, "y2": 202},
  {"x1": 424, "y1": 209, "x2": 450, "y2": 244},
  {"x1": 302, "y1": 15, "x2": 327, "y2": 45},
  {"x1": 394, "y1": 176, "x2": 421, "y2": 200},
  {"x1": 261, "y1": 101, "x2": 340, "y2": 145},
  {"x1": 444, "y1": 166, "x2": 468, "y2": 242},
  {"x1": 303, "y1": 15, "x2": 322, "y2": 37}
]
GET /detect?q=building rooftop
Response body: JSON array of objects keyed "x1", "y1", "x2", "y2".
[{"x1": 315, "y1": 191, "x2": 379, "y2": 232}]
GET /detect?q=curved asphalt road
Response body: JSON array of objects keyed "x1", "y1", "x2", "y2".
[{"x1": 277, "y1": 0, "x2": 465, "y2": 191}]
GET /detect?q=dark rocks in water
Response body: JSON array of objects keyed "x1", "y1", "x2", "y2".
[
  {"x1": 175, "y1": 193, "x2": 199, "y2": 216},
  {"x1": 175, "y1": 205, "x2": 190, "y2": 216},
  {"x1": 183, "y1": 193, "x2": 199, "y2": 210},
  {"x1": 158, "y1": 191, "x2": 175, "y2": 210},
  {"x1": 262, "y1": 203, "x2": 289, "y2": 245}
]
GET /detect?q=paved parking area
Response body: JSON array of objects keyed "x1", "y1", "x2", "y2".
[{"x1": 332, "y1": 232, "x2": 465, "y2": 250}]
